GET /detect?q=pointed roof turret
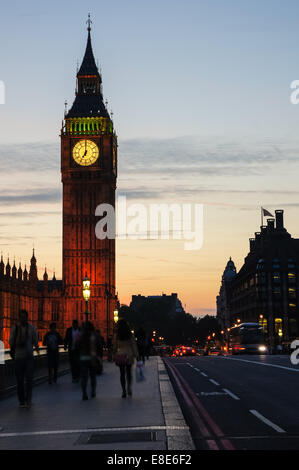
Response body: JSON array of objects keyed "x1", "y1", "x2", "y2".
[
  {"x1": 77, "y1": 15, "x2": 98, "y2": 76},
  {"x1": 23, "y1": 264, "x2": 28, "y2": 281},
  {"x1": 18, "y1": 262, "x2": 23, "y2": 281},
  {"x1": 6, "y1": 257, "x2": 11, "y2": 277},
  {"x1": 66, "y1": 15, "x2": 109, "y2": 119},
  {"x1": 12, "y1": 260, "x2": 17, "y2": 279},
  {"x1": 0, "y1": 254, "x2": 4, "y2": 277}
]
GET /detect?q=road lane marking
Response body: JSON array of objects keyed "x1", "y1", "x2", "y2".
[
  {"x1": 194, "y1": 368, "x2": 200, "y2": 372},
  {"x1": 222, "y1": 388, "x2": 240, "y2": 400},
  {"x1": 221, "y1": 357, "x2": 299, "y2": 373},
  {"x1": 209, "y1": 379, "x2": 220, "y2": 386},
  {"x1": 249, "y1": 410, "x2": 286, "y2": 433},
  {"x1": 0, "y1": 425, "x2": 189, "y2": 439},
  {"x1": 201, "y1": 372, "x2": 208, "y2": 377}
]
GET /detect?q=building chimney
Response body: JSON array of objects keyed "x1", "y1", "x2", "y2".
[
  {"x1": 267, "y1": 218, "x2": 275, "y2": 231},
  {"x1": 275, "y1": 210, "x2": 284, "y2": 230},
  {"x1": 255, "y1": 232, "x2": 261, "y2": 243},
  {"x1": 261, "y1": 225, "x2": 267, "y2": 234},
  {"x1": 249, "y1": 238, "x2": 256, "y2": 251}
]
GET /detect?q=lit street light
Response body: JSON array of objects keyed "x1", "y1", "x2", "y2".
[
  {"x1": 82, "y1": 273, "x2": 91, "y2": 324},
  {"x1": 113, "y1": 309, "x2": 119, "y2": 324}
]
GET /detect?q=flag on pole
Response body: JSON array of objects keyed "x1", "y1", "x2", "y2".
[{"x1": 262, "y1": 208, "x2": 274, "y2": 217}]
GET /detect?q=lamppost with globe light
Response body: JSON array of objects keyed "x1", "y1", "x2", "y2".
[
  {"x1": 113, "y1": 309, "x2": 119, "y2": 325},
  {"x1": 82, "y1": 273, "x2": 91, "y2": 324}
]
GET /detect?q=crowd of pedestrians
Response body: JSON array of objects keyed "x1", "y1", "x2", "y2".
[{"x1": 9, "y1": 309, "x2": 150, "y2": 408}]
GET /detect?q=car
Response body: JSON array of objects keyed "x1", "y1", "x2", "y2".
[
  {"x1": 208, "y1": 347, "x2": 222, "y2": 356},
  {"x1": 173, "y1": 346, "x2": 197, "y2": 356}
]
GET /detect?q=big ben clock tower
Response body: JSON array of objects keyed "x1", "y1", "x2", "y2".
[{"x1": 61, "y1": 17, "x2": 117, "y2": 338}]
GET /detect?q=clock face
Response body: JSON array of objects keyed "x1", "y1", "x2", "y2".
[{"x1": 72, "y1": 140, "x2": 99, "y2": 166}]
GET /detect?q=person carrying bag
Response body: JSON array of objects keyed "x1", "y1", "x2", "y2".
[{"x1": 113, "y1": 320, "x2": 138, "y2": 398}]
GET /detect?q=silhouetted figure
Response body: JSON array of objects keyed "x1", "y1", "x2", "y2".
[
  {"x1": 145, "y1": 332, "x2": 151, "y2": 359},
  {"x1": 113, "y1": 320, "x2": 138, "y2": 398},
  {"x1": 43, "y1": 323, "x2": 63, "y2": 384},
  {"x1": 107, "y1": 335, "x2": 113, "y2": 361},
  {"x1": 64, "y1": 320, "x2": 81, "y2": 382},
  {"x1": 136, "y1": 327, "x2": 146, "y2": 363},
  {"x1": 77, "y1": 322, "x2": 98, "y2": 400},
  {"x1": 95, "y1": 329, "x2": 104, "y2": 374},
  {"x1": 95, "y1": 329, "x2": 104, "y2": 359},
  {"x1": 9, "y1": 309, "x2": 39, "y2": 408}
]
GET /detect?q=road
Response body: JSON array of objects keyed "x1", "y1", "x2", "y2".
[{"x1": 164, "y1": 354, "x2": 299, "y2": 450}]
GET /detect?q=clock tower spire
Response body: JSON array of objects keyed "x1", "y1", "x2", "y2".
[{"x1": 61, "y1": 17, "x2": 117, "y2": 338}]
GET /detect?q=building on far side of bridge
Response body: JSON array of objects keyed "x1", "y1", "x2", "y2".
[{"x1": 217, "y1": 210, "x2": 299, "y2": 348}]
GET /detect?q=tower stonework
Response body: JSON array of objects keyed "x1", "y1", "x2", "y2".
[{"x1": 61, "y1": 23, "x2": 117, "y2": 338}]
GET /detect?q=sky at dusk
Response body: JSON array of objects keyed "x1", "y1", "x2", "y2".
[{"x1": 1, "y1": 0, "x2": 299, "y2": 315}]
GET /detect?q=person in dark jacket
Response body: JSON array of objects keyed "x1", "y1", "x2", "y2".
[
  {"x1": 64, "y1": 320, "x2": 81, "y2": 382},
  {"x1": 136, "y1": 327, "x2": 146, "y2": 363},
  {"x1": 77, "y1": 322, "x2": 99, "y2": 400},
  {"x1": 43, "y1": 323, "x2": 63, "y2": 384},
  {"x1": 9, "y1": 309, "x2": 39, "y2": 408}
]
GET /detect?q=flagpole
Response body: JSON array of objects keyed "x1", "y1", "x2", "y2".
[{"x1": 261, "y1": 207, "x2": 263, "y2": 228}]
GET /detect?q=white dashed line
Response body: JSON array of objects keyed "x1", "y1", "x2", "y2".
[
  {"x1": 201, "y1": 372, "x2": 208, "y2": 377},
  {"x1": 249, "y1": 410, "x2": 286, "y2": 433},
  {"x1": 222, "y1": 388, "x2": 240, "y2": 400},
  {"x1": 222, "y1": 357, "x2": 299, "y2": 374},
  {"x1": 209, "y1": 379, "x2": 220, "y2": 386}
]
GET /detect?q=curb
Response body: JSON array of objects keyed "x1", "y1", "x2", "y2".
[{"x1": 157, "y1": 357, "x2": 195, "y2": 450}]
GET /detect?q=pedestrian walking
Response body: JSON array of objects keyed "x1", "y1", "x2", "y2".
[
  {"x1": 136, "y1": 327, "x2": 146, "y2": 363},
  {"x1": 113, "y1": 319, "x2": 138, "y2": 398},
  {"x1": 9, "y1": 309, "x2": 39, "y2": 408},
  {"x1": 95, "y1": 329, "x2": 104, "y2": 375},
  {"x1": 43, "y1": 323, "x2": 63, "y2": 384},
  {"x1": 64, "y1": 320, "x2": 81, "y2": 382},
  {"x1": 77, "y1": 322, "x2": 99, "y2": 400},
  {"x1": 107, "y1": 335, "x2": 113, "y2": 361}
]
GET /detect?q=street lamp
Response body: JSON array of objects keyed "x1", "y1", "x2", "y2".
[{"x1": 82, "y1": 273, "x2": 91, "y2": 324}]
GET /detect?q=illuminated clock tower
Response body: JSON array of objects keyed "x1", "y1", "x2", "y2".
[{"x1": 61, "y1": 18, "x2": 117, "y2": 338}]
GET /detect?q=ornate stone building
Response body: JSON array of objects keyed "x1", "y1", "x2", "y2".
[
  {"x1": 217, "y1": 210, "x2": 299, "y2": 348},
  {"x1": 0, "y1": 251, "x2": 63, "y2": 347}
]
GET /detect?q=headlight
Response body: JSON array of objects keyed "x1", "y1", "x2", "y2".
[{"x1": 258, "y1": 345, "x2": 267, "y2": 352}]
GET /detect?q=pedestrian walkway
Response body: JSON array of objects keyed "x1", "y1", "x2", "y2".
[{"x1": 0, "y1": 357, "x2": 194, "y2": 450}]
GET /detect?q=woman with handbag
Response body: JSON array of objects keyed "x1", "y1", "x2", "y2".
[{"x1": 113, "y1": 319, "x2": 138, "y2": 398}]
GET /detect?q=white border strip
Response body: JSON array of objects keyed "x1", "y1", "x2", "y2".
[{"x1": 0, "y1": 425, "x2": 189, "y2": 439}]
